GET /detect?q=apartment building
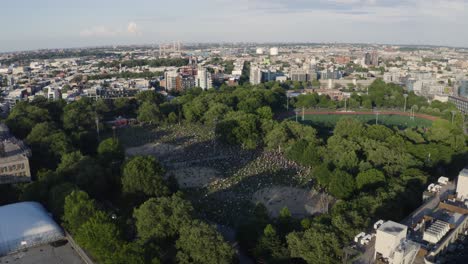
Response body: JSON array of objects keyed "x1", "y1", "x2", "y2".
[{"x1": 0, "y1": 123, "x2": 31, "y2": 184}]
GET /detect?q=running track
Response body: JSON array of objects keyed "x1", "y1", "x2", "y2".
[{"x1": 278, "y1": 110, "x2": 440, "y2": 121}]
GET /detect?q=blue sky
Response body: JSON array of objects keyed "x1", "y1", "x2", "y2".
[{"x1": 1, "y1": 0, "x2": 468, "y2": 52}]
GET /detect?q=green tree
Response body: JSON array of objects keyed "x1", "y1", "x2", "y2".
[
  {"x1": 122, "y1": 156, "x2": 169, "y2": 197},
  {"x1": 62, "y1": 190, "x2": 98, "y2": 233},
  {"x1": 6, "y1": 102, "x2": 51, "y2": 138},
  {"x1": 216, "y1": 111, "x2": 260, "y2": 149},
  {"x1": 138, "y1": 101, "x2": 161, "y2": 124},
  {"x1": 137, "y1": 90, "x2": 164, "y2": 104},
  {"x1": 167, "y1": 112, "x2": 178, "y2": 124},
  {"x1": 48, "y1": 182, "x2": 77, "y2": 218},
  {"x1": 333, "y1": 118, "x2": 364, "y2": 139},
  {"x1": 113, "y1": 97, "x2": 133, "y2": 116},
  {"x1": 97, "y1": 138, "x2": 124, "y2": 164},
  {"x1": 108, "y1": 242, "x2": 146, "y2": 264},
  {"x1": 75, "y1": 211, "x2": 123, "y2": 263},
  {"x1": 328, "y1": 169, "x2": 355, "y2": 199},
  {"x1": 256, "y1": 106, "x2": 274, "y2": 120},
  {"x1": 254, "y1": 224, "x2": 289, "y2": 263},
  {"x1": 356, "y1": 169, "x2": 386, "y2": 190},
  {"x1": 63, "y1": 97, "x2": 96, "y2": 132},
  {"x1": 176, "y1": 220, "x2": 235, "y2": 264},
  {"x1": 26, "y1": 122, "x2": 72, "y2": 169},
  {"x1": 57, "y1": 152, "x2": 108, "y2": 197},
  {"x1": 314, "y1": 164, "x2": 332, "y2": 187},
  {"x1": 325, "y1": 136, "x2": 360, "y2": 172},
  {"x1": 134, "y1": 194, "x2": 193, "y2": 241},
  {"x1": 287, "y1": 224, "x2": 342, "y2": 264},
  {"x1": 202, "y1": 103, "x2": 231, "y2": 125}
]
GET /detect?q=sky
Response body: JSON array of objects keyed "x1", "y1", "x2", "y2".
[{"x1": 1, "y1": 0, "x2": 468, "y2": 52}]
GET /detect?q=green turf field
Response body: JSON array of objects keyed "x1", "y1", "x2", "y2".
[{"x1": 292, "y1": 114, "x2": 433, "y2": 129}]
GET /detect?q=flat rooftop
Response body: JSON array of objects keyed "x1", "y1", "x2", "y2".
[
  {"x1": 378, "y1": 220, "x2": 407, "y2": 236},
  {"x1": 0, "y1": 241, "x2": 84, "y2": 264}
]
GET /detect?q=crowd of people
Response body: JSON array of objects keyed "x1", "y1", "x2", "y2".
[{"x1": 122, "y1": 123, "x2": 319, "y2": 224}]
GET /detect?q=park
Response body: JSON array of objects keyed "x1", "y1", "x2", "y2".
[
  {"x1": 287, "y1": 110, "x2": 435, "y2": 129},
  {"x1": 121, "y1": 122, "x2": 331, "y2": 225}
]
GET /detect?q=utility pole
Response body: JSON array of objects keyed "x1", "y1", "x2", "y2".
[
  {"x1": 286, "y1": 94, "x2": 289, "y2": 111},
  {"x1": 295, "y1": 109, "x2": 298, "y2": 122},
  {"x1": 95, "y1": 115, "x2": 100, "y2": 141},
  {"x1": 344, "y1": 97, "x2": 347, "y2": 112},
  {"x1": 213, "y1": 118, "x2": 218, "y2": 154},
  {"x1": 375, "y1": 112, "x2": 379, "y2": 125},
  {"x1": 302, "y1": 107, "x2": 305, "y2": 121},
  {"x1": 403, "y1": 94, "x2": 408, "y2": 112}
]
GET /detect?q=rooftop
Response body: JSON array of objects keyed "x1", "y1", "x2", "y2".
[
  {"x1": 0, "y1": 202, "x2": 64, "y2": 256},
  {"x1": 459, "y1": 168, "x2": 468, "y2": 178},
  {"x1": 0, "y1": 241, "x2": 85, "y2": 264},
  {"x1": 378, "y1": 220, "x2": 407, "y2": 236}
]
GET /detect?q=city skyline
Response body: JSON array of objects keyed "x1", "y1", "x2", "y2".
[{"x1": 2, "y1": 0, "x2": 468, "y2": 52}]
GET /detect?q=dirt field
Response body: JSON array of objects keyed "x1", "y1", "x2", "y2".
[{"x1": 252, "y1": 187, "x2": 332, "y2": 218}]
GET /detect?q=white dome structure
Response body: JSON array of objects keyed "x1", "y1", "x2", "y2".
[{"x1": 0, "y1": 202, "x2": 65, "y2": 256}]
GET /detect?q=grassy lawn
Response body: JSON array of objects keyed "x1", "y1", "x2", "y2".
[{"x1": 295, "y1": 114, "x2": 433, "y2": 129}]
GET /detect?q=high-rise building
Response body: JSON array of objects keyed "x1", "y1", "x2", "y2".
[
  {"x1": 250, "y1": 65, "x2": 262, "y2": 85},
  {"x1": 196, "y1": 66, "x2": 213, "y2": 90},
  {"x1": 261, "y1": 70, "x2": 282, "y2": 82},
  {"x1": 364, "y1": 51, "x2": 379, "y2": 66},
  {"x1": 364, "y1": 52, "x2": 372, "y2": 65},
  {"x1": 164, "y1": 71, "x2": 179, "y2": 90},
  {"x1": 320, "y1": 70, "x2": 342, "y2": 80},
  {"x1": 456, "y1": 168, "x2": 468, "y2": 201},
  {"x1": 458, "y1": 80, "x2": 468, "y2": 98},
  {"x1": 290, "y1": 69, "x2": 308, "y2": 82},
  {"x1": 178, "y1": 75, "x2": 196, "y2": 91},
  {"x1": 371, "y1": 51, "x2": 379, "y2": 66},
  {"x1": 180, "y1": 66, "x2": 197, "y2": 76}
]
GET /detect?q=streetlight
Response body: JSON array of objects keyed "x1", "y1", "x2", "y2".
[
  {"x1": 403, "y1": 94, "x2": 408, "y2": 112},
  {"x1": 410, "y1": 105, "x2": 416, "y2": 121},
  {"x1": 302, "y1": 107, "x2": 305, "y2": 121},
  {"x1": 375, "y1": 111, "x2": 379, "y2": 125},
  {"x1": 451, "y1": 111, "x2": 457, "y2": 124},
  {"x1": 344, "y1": 97, "x2": 348, "y2": 112},
  {"x1": 95, "y1": 116, "x2": 100, "y2": 141}
]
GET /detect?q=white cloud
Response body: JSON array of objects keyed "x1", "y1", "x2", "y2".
[
  {"x1": 80, "y1": 22, "x2": 141, "y2": 38},
  {"x1": 127, "y1": 22, "x2": 140, "y2": 34}
]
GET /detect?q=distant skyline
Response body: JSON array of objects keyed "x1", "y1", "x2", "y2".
[{"x1": 1, "y1": 0, "x2": 468, "y2": 52}]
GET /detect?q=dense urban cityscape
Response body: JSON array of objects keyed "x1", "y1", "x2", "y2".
[
  {"x1": 0, "y1": 42, "x2": 467, "y2": 264},
  {"x1": 1, "y1": 1, "x2": 468, "y2": 264}
]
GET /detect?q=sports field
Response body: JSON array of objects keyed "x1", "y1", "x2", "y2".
[{"x1": 293, "y1": 113, "x2": 433, "y2": 128}]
